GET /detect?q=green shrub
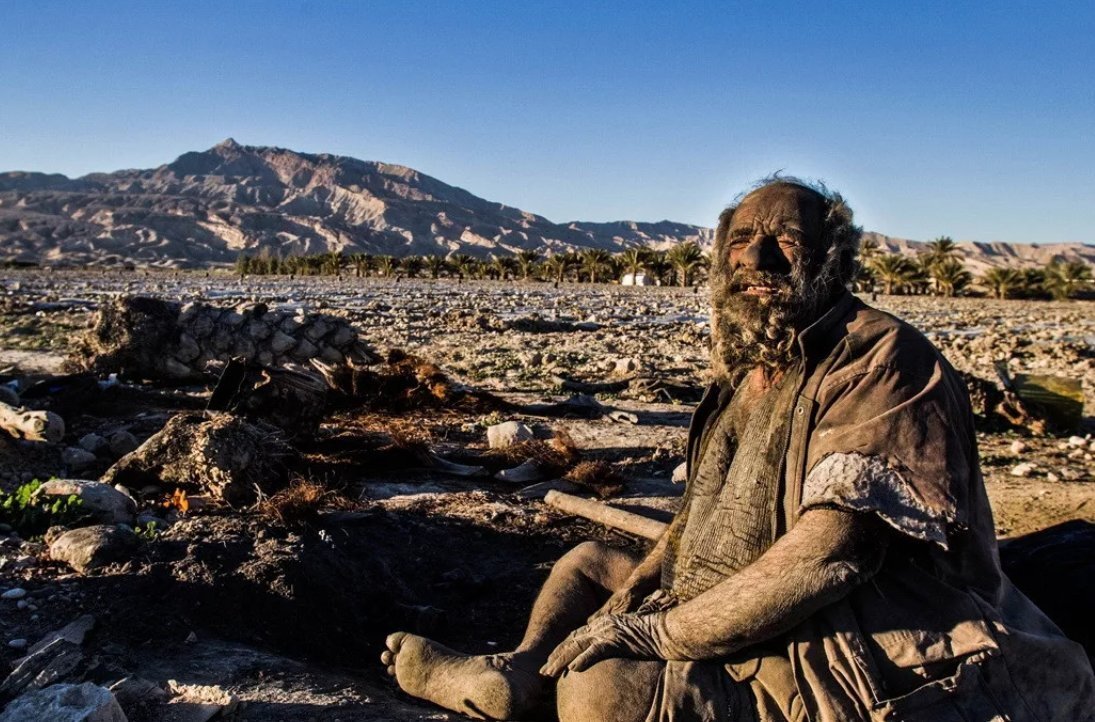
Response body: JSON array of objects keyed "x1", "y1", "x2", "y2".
[{"x1": 0, "y1": 480, "x2": 87, "y2": 538}]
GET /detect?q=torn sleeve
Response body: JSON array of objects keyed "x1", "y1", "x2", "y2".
[
  {"x1": 803, "y1": 452, "x2": 948, "y2": 546},
  {"x1": 801, "y1": 359, "x2": 975, "y2": 550}
]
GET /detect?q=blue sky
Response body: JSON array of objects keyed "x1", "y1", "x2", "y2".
[{"x1": 1, "y1": 1, "x2": 1092, "y2": 243}]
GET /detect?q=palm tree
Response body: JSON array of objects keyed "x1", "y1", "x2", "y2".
[
  {"x1": 922, "y1": 236, "x2": 959, "y2": 266},
  {"x1": 667, "y1": 242, "x2": 707, "y2": 287},
  {"x1": 931, "y1": 258, "x2": 972, "y2": 297},
  {"x1": 645, "y1": 251, "x2": 673, "y2": 286},
  {"x1": 618, "y1": 248, "x2": 648, "y2": 277},
  {"x1": 515, "y1": 250, "x2": 541, "y2": 280},
  {"x1": 869, "y1": 253, "x2": 917, "y2": 295},
  {"x1": 489, "y1": 255, "x2": 517, "y2": 280},
  {"x1": 859, "y1": 237, "x2": 880, "y2": 265},
  {"x1": 1043, "y1": 260, "x2": 1093, "y2": 300},
  {"x1": 579, "y1": 249, "x2": 614, "y2": 283},
  {"x1": 979, "y1": 267, "x2": 1024, "y2": 299},
  {"x1": 349, "y1": 253, "x2": 373, "y2": 278},
  {"x1": 542, "y1": 253, "x2": 573, "y2": 284},
  {"x1": 449, "y1": 253, "x2": 474, "y2": 280},
  {"x1": 424, "y1": 255, "x2": 448, "y2": 279},
  {"x1": 401, "y1": 256, "x2": 424, "y2": 279},
  {"x1": 321, "y1": 251, "x2": 344, "y2": 276},
  {"x1": 375, "y1": 255, "x2": 397, "y2": 278}
]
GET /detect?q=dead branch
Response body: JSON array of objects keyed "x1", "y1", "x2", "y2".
[{"x1": 544, "y1": 490, "x2": 667, "y2": 540}]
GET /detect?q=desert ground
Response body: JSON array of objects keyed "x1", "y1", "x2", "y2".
[{"x1": 0, "y1": 268, "x2": 1092, "y2": 721}]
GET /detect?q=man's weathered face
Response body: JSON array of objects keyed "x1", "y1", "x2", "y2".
[
  {"x1": 724, "y1": 184, "x2": 826, "y2": 308},
  {"x1": 709, "y1": 183, "x2": 831, "y2": 384}
]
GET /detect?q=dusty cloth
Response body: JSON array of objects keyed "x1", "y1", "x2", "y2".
[
  {"x1": 664, "y1": 366, "x2": 801, "y2": 602},
  {"x1": 651, "y1": 292, "x2": 1095, "y2": 721}
]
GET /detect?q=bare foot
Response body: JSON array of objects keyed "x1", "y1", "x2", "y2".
[{"x1": 381, "y1": 632, "x2": 545, "y2": 720}]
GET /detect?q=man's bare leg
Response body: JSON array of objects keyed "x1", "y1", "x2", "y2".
[{"x1": 381, "y1": 541, "x2": 642, "y2": 720}]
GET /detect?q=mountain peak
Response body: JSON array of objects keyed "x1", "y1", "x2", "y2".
[{"x1": 214, "y1": 137, "x2": 242, "y2": 151}]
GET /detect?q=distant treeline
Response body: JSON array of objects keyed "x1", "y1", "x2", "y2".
[{"x1": 232, "y1": 237, "x2": 1094, "y2": 300}]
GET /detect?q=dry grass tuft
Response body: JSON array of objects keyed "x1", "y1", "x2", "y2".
[
  {"x1": 259, "y1": 479, "x2": 351, "y2": 525},
  {"x1": 564, "y1": 460, "x2": 625, "y2": 499}
]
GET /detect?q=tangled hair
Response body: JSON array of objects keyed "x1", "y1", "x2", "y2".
[{"x1": 709, "y1": 176, "x2": 862, "y2": 386}]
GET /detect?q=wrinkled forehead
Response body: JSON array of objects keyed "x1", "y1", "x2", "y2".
[{"x1": 731, "y1": 184, "x2": 827, "y2": 233}]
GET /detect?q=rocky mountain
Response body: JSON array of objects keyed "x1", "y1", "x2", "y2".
[
  {"x1": 0, "y1": 139, "x2": 1091, "y2": 270},
  {"x1": 0, "y1": 139, "x2": 712, "y2": 268},
  {"x1": 861, "y1": 232, "x2": 1095, "y2": 277}
]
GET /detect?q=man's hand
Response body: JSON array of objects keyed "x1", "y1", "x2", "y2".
[
  {"x1": 588, "y1": 586, "x2": 642, "y2": 621},
  {"x1": 540, "y1": 613, "x2": 670, "y2": 677}
]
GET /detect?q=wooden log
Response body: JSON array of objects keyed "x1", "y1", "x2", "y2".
[
  {"x1": 0, "y1": 401, "x2": 65, "y2": 444},
  {"x1": 544, "y1": 490, "x2": 668, "y2": 541}
]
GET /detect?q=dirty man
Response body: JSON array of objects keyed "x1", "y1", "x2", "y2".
[{"x1": 381, "y1": 179, "x2": 1095, "y2": 721}]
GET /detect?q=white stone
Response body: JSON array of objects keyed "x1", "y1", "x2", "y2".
[
  {"x1": 486, "y1": 421, "x2": 534, "y2": 449},
  {"x1": 1010, "y1": 462, "x2": 1036, "y2": 478},
  {"x1": 7, "y1": 638, "x2": 27, "y2": 650},
  {"x1": 1067, "y1": 436, "x2": 1086, "y2": 448},
  {"x1": 2, "y1": 587, "x2": 27, "y2": 600},
  {"x1": 1009, "y1": 440, "x2": 1027, "y2": 455}
]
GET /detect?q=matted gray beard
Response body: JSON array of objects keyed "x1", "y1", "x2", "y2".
[{"x1": 709, "y1": 250, "x2": 844, "y2": 388}]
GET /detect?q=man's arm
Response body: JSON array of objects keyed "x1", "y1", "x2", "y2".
[{"x1": 542, "y1": 508, "x2": 887, "y2": 674}]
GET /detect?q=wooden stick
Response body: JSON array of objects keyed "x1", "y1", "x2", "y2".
[
  {"x1": 544, "y1": 490, "x2": 669, "y2": 541},
  {"x1": 0, "y1": 401, "x2": 65, "y2": 444}
]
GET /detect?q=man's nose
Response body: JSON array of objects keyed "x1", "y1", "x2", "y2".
[{"x1": 735, "y1": 236, "x2": 791, "y2": 274}]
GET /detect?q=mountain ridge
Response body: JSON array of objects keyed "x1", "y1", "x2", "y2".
[{"x1": 1, "y1": 140, "x2": 1092, "y2": 271}]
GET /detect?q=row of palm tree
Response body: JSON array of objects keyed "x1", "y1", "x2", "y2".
[
  {"x1": 235, "y1": 239, "x2": 1092, "y2": 299},
  {"x1": 234, "y1": 243, "x2": 711, "y2": 287},
  {"x1": 859, "y1": 237, "x2": 1093, "y2": 299}
]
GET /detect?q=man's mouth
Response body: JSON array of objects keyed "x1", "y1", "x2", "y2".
[{"x1": 742, "y1": 285, "x2": 776, "y2": 296}]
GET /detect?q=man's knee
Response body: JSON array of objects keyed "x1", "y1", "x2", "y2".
[
  {"x1": 556, "y1": 658, "x2": 662, "y2": 722},
  {"x1": 552, "y1": 541, "x2": 641, "y2": 588}
]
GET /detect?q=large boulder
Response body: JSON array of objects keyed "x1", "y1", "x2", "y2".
[
  {"x1": 48, "y1": 526, "x2": 138, "y2": 575},
  {"x1": 0, "y1": 683, "x2": 126, "y2": 722},
  {"x1": 102, "y1": 413, "x2": 293, "y2": 506},
  {"x1": 37, "y1": 480, "x2": 135, "y2": 525}
]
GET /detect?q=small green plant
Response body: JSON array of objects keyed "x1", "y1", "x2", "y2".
[
  {"x1": 0, "y1": 480, "x2": 87, "y2": 538},
  {"x1": 134, "y1": 521, "x2": 161, "y2": 541}
]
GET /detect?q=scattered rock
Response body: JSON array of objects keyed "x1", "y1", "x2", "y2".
[
  {"x1": 1067, "y1": 436, "x2": 1087, "y2": 448},
  {"x1": 61, "y1": 447, "x2": 97, "y2": 471},
  {"x1": 1009, "y1": 440, "x2": 1028, "y2": 455},
  {"x1": 24, "y1": 614, "x2": 95, "y2": 657},
  {"x1": 1010, "y1": 462, "x2": 1036, "y2": 478},
  {"x1": 1, "y1": 588, "x2": 27, "y2": 600},
  {"x1": 486, "y1": 421, "x2": 534, "y2": 449},
  {"x1": 1, "y1": 638, "x2": 87, "y2": 699},
  {"x1": 494, "y1": 460, "x2": 546, "y2": 484},
  {"x1": 671, "y1": 462, "x2": 688, "y2": 484},
  {"x1": 0, "y1": 682, "x2": 127, "y2": 722},
  {"x1": 106, "y1": 431, "x2": 138, "y2": 458},
  {"x1": 107, "y1": 678, "x2": 168, "y2": 714},
  {"x1": 38, "y1": 480, "x2": 136, "y2": 525},
  {"x1": 77, "y1": 434, "x2": 108, "y2": 454},
  {"x1": 7, "y1": 639, "x2": 27, "y2": 650},
  {"x1": 0, "y1": 386, "x2": 19, "y2": 407},
  {"x1": 48, "y1": 525, "x2": 138, "y2": 575},
  {"x1": 613, "y1": 357, "x2": 642, "y2": 375}
]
